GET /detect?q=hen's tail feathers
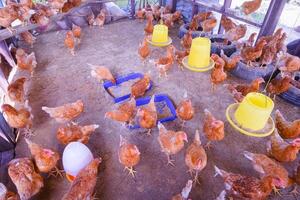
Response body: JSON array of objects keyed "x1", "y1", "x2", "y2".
[
  {"x1": 216, "y1": 190, "x2": 226, "y2": 200},
  {"x1": 194, "y1": 130, "x2": 201, "y2": 145},
  {"x1": 157, "y1": 121, "x2": 165, "y2": 131},
  {"x1": 243, "y1": 151, "x2": 255, "y2": 161},
  {"x1": 214, "y1": 166, "x2": 228, "y2": 178},
  {"x1": 181, "y1": 180, "x2": 193, "y2": 199}
]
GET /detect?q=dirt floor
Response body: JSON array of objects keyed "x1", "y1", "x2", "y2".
[{"x1": 2, "y1": 19, "x2": 300, "y2": 199}]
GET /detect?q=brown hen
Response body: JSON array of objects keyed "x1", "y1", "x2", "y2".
[
  {"x1": 196, "y1": 11, "x2": 212, "y2": 22},
  {"x1": 42, "y1": 100, "x2": 84, "y2": 123},
  {"x1": 229, "y1": 77, "x2": 265, "y2": 96},
  {"x1": 8, "y1": 77, "x2": 26, "y2": 104},
  {"x1": 210, "y1": 54, "x2": 227, "y2": 91},
  {"x1": 8, "y1": 158, "x2": 43, "y2": 200},
  {"x1": 118, "y1": 136, "x2": 140, "y2": 177},
  {"x1": 220, "y1": 50, "x2": 241, "y2": 70},
  {"x1": 220, "y1": 15, "x2": 236, "y2": 32},
  {"x1": 244, "y1": 151, "x2": 291, "y2": 189},
  {"x1": 136, "y1": 8, "x2": 145, "y2": 22},
  {"x1": 225, "y1": 24, "x2": 247, "y2": 41},
  {"x1": 267, "y1": 130, "x2": 300, "y2": 162},
  {"x1": 144, "y1": 15, "x2": 154, "y2": 35},
  {"x1": 94, "y1": 9, "x2": 106, "y2": 27},
  {"x1": 72, "y1": 24, "x2": 81, "y2": 44},
  {"x1": 158, "y1": 122, "x2": 188, "y2": 165},
  {"x1": 64, "y1": 31, "x2": 75, "y2": 56},
  {"x1": 275, "y1": 110, "x2": 300, "y2": 139},
  {"x1": 203, "y1": 109, "x2": 224, "y2": 149},
  {"x1": 20, "y1": 31, "x2": 36, "y2": 47},
  {"x1": 176, "y1": 91, "x2": 194, "y2": 126},
  {"x1": 267, "y1": 76, "x2": 291, "y2": 97},
  {"x1": 62, "y1": 158, "x2": 101, "y2": 200},
  {"x1": 26, "y1": 139, "x2": 60, "y2": 175},
  {"x1": 241, "y1": 39, "x2": 267, "y2": 66},
  {"x1": 185, "y1": 130, "x2": 207, "y2": 183},
  {"x1": 89, "y1": 64, "x2": 115, "y2": 83},
  {"x1": 215, "y1": 165, "x2": 283, "y2": 200},
  {"x1": 105, "y1": 98, "x2": 136, "y2": 125},
  {"x1": 201, "y1": 17, "x2": 217, "y2": 33},
  {"x1": 155, "y1": 45, "x2": 175, "y2": 77},
  {"x1": 57, "y1": 123, "x2": 99, "y2": 145},
  {"x1": 242, "y1": 0, "x2": 262, "y2": 15},
  {"x1": 15, "y1": 48, "x2": 37, "y2": 75},
  {"x1": 279, "y1": 55, "x2": 300, "y2": 73},
  {"x1": 137, "y1": 96, "x2": 157, "y2": 135},
  {"x1": 181, "y1": 30, "x2": 192, "y2": 49},
  {"x1": 131, "y1": 73, "x2": 151, "y2": 98},
  {"x1": 138, "y1": 37, "x2": 151, "y2": 63},
  {"x1": 2, "y1": 103, "x2": 32, "y2": 130}
]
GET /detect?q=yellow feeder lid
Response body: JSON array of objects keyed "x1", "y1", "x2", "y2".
[
  {"x1": 182, "y1": 56, "x2": 215, "y2": 72},
  {"x1": 226, "y1": 103, "x2": 275, "y2": 137}
]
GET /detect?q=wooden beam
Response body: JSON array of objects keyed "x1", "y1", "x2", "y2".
[
  {"x1": 0, "y1": 0, "x2": 114, "y2": 42},
  {"x1": 171, "y1": 0, "x2": 177, "y2": 12},
  {"x1": 218, "y1": 0, "x2": 232, "y2": 34},
  {"x1": 195, "y1": 0, "x2": 262, "y2": 27},
  {"x1": 258, "y1": 0, "x2": 287, "y2": 38}
]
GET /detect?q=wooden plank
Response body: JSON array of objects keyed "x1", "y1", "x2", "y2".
[
  {"x1": 218, "y1": 0, "x2": 232, "y2": 34},
  {"x1": 195, "y1": 0, "x2": 262, "y2": 27},
  {"x1": 258, "y1": 0, "x2": 287, "y2": 38},
  {"x1": 0, "y1": 0, "x2": 114, "y2": 42}
]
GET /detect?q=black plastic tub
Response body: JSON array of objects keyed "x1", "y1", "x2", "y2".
[
  {"x1": 178, "y1": 23, "x2": 206, "y2": 39},
  {"x1": 230, "y1": 60, "x2": 275, "y2": 81},
  {"x1": 279, "y1": 72, "x2": 300, "y2": 107},
  {"x1": 209, "y1": 34, "x2": 236, "y2": 57}
]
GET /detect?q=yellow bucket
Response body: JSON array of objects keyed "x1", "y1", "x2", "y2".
[
  {"x1": 152, "y1": 24, "x2": 168, "y2": 43},
  {"x1": 234, "y1": 92, "x2": 274, "y2": 131},
  {"x1": 188, "y1": 37, "x2": 211, "y2": 69}
]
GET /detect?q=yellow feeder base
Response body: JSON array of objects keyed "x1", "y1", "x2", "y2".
[
  {"x1": 226, "y1": 103, "x2": 275, "y2": 137},
  {"x1": 146, "y1": 35, "x2": 172, "y2": 47},
  {"x1": 182, "y1": 56, "x2": 215, "y2": 72}
]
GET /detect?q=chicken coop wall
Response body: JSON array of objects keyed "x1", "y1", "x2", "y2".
[{"x1": 169, "y1": 0, "x2": 288, "y2": 40}]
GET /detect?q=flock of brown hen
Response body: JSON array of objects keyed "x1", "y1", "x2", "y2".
[{"x1": 0, "y1": 0, "x2": 300, "y2": 199}]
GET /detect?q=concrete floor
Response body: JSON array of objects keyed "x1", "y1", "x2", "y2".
[{"x1": 3, "y1": 19, "x2": 300, "y2": 200}]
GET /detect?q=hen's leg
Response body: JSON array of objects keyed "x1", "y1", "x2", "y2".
[
  {"x1": 167, "y1": 154, "x2": 175, "y2": 166},
  {"x1": 181, "y1": 120, "x2": 186, "y2": 128},
  {"x1": 194, "y1": 171, "x2": 200, "y2": 185},
  {"x1": 272, "y1": 186, "x2": 282, "y2": 196},
  {"x1": 70, "y1": 48, "x2": 75, "y2": 56},
  {"x1": 48, "y1": 166, "x2": 64, "y2": 178},
  {"x1": 125, "y1": 166, "x2": 137, "y2": 177},
  {"x1": 146, "y1": 129, "x2": 152, "y2": 136},
  {"x1": 211, "y1": 84, "x2": 216, "y2": 92},
  {"x1": 289, "y1": 185, "x2": 299, "y2": 198},
  {"x1": 205, "y1": 141, "x2": 212, "y2": 150}
]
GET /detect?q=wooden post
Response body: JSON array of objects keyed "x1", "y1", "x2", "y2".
[
  {"x1": 218, "y1": 0, "x2": 232, "y2": 34},
  {"x1": 130, "y1": 0, "x2": 135, "y2": 18},
  {"x1": 258, "y1": 0, "x2": 287, "y2": 38},
  {"x1": 192, "y1": 0, "x2": 198, "y2": 17},
  {"x1": 171, "y1": 0, "x2": 177, "y2": 12}
]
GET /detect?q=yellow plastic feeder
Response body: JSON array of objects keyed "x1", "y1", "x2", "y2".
[
  {"x1": 226, "y1": 92, "x2": 275, "y2": 137},
  {"x1": 147, "y1": 24, "x2": 172, "y2": 47},
  {"x1": 182, "y1": 37, "x2": 215, "y2": 72}
]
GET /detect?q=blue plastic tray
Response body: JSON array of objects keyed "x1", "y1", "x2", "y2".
[
  {"x1": 128, "y1": 94, "x2": 177, "y2": 129},
  {"x1": 103, "y1": 73, "x2": 153, "y2": 103}
]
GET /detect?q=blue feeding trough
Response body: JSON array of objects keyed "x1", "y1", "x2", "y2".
[
  {"x1": 103, "y1": 72, "x2": 153, "y2": 103},
  {"x1": 128, "y1": 94, "x2": 177, "y2": 129}
]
